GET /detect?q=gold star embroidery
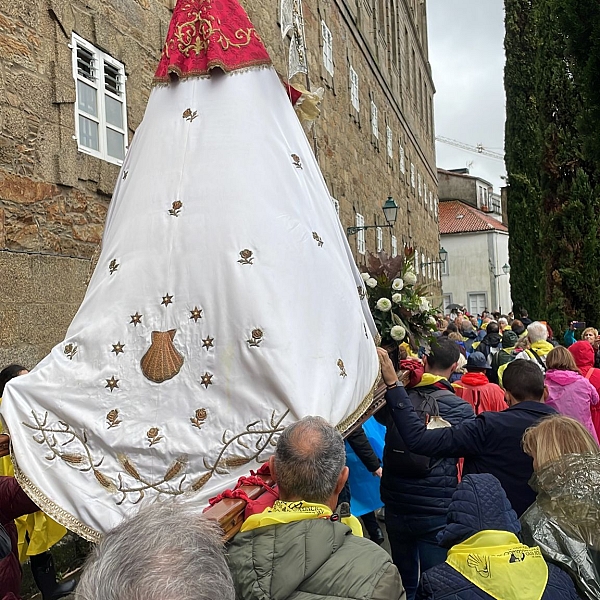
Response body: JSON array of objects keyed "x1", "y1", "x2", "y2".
[
  {"x1": 200, "y1": 372, "x2": 213, "y2": 388},
  {"x1": 202, "y1": 336, "x2": 214, "y2": 350},
  {"x1": 109, "y1": 259, "x2": 119, "y2": 274},
  {"x1": 130, "y1": 312, "x2": 143, "y2": 326},
  {"x1": 105, "y1": 376, "x2": 119, "y2": 392},
  {"x1": 111, "y1": 342, "x2": 125, "y2": 355},
  {"x1": 161, "y1": 293, "x2": 173, "y2": 307},
  {"x1": 190, "y1": 307, "x2": 203, "y2": 322}
]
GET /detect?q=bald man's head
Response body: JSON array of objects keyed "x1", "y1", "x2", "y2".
[{"x1": 273, "y1": 416, "x2": 346, "y2": 504}]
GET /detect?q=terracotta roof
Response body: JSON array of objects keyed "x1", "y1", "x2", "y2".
[{"x1": 439, "y1": 200, "x2": 508, "y2": 234}]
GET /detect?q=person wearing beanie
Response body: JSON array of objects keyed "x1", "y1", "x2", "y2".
[
  {"x1": 453, "y1": 352, "x2": 507, "y2": 414},
  {"x1": 490, "y1": 330, "x2": 519, "y2": 385}
]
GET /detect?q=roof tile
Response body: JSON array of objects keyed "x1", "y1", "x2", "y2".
[{"x1": 439, "y1": 201, "x2": 508, "y2": 234}]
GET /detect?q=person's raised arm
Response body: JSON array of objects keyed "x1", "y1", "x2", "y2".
[{"x1": 377, "y1": 348, "x2": 486, "y2": 458}]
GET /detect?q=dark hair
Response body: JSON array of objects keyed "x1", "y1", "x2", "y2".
[
  {"x1": 521, "y1": 310, "x2": 529, "y2": 318},
  {"x1": 503, "y1": 361, "x2": 544, "y2": 402},
  {"x1": 442, "y1": 322, "x2": 459, "y2": 336},
  {"x1": 0, "y1": 365, "x2": 27, "y2": 397},
  {"x1": 427, "y1": 337, "x2": 460, "y2": 370},
  {"x1": 486, "y1": 322, "x2": 500, "y2": 335},
  {"x1": 511, "y1": 319, "x2": 526, "y2": 336}
]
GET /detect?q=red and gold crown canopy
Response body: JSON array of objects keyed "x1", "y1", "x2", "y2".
[{"x1": 153, "y1": 0, "x2": 272, "y2": 84}]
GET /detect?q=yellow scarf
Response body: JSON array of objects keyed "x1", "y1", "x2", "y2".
[
  {"x1": 446, "y1": 530, "x2": 548, "y2": 600},
  {"x1": 528, "y1": 340, "x2": 554, "y2": 357},
  {"x1": 240, "y1": 500, "x2": 363, "y2": 537},
  {"x1": 416, "y1": 373, "x2": 447, "y2": 388}
]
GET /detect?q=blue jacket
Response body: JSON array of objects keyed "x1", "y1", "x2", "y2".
[
  {"x1": 379, "y1": 381, "x2": 475, "y2": 515},
  {"x1": 386, "y1": 385, "x2": 557, "y2": 516},
  {"x1": 416, "y1": 474, "x2": 580, "y2": 600}
]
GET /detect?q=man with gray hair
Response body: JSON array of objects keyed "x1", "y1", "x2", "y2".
[
  {"x1": 76, "y1": 503, "x2": 235, "y2": 600},
  {"x1": 227, "y1": 416, "x2": 405, "y2": 600},
  {"x1": 515, "y1": 321, "x2": 554, "y2": 371}
]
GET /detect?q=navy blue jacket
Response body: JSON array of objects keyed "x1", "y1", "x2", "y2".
[
  {"x1": 386, "y1": 385, "x2": 557, "y2": 516},
  {"x1": 379, "y1": 381, "x2": 475, "y2": 515},
  {"x1": 416, "y1": 474, "x2": 579, "y2": 600}
]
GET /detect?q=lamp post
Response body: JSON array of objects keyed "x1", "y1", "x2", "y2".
[
  {"x1": 346, "y1": 196, "x2": 399, "y2": 236},
  {"x1": 492, "y1": 263, "x2": 510, "y2": 279},
  {"x1": 423, "y1": 247, "x2": 448, "y2": 266}
]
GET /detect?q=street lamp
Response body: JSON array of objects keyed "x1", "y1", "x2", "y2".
[
  {"x1": 346, "y1": 197, "x2": 399, "y2": 236},
  {"x1": 424, "y1": 247, "x2": 448, "y2": 266},
  {"x1": 492, "y1": 263, "x2": 510, "y2": 278}
]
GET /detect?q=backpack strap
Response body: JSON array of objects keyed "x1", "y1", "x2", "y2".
[
  {"x1": 586, "y1": 368, "x2": 596, "y2": 381},
  {"x1": 527, "y1": 348, "x2": 547, "y2": 371}
]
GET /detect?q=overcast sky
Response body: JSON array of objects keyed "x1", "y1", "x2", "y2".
[{"x1": 427, "y1": 1, "x2": 507, "y2": 193}]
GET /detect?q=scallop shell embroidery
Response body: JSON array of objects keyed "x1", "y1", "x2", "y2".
[{"x1": 141, "y1": 330, "x2": 184, "y2": 383}]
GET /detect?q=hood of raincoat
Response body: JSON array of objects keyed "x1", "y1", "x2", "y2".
[
  {"x1": 569, "y1": 341, "x2": 595, "y2": 372},
  {"x1": 437, "y1": 473, "x2": 520, "y2": 549},
  {"x1": 545, "y1": 369, "x2": 581, "y2": 386}
]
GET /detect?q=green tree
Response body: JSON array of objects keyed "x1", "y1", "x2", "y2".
[{"x1": 504, "y1": 0, "x2": 544, "y2": 317}]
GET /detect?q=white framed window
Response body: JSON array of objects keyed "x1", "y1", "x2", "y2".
[
  {"x1": 418, "y1": 173, "x2": 422, "y2": 198},
  {"x1": 427, "y1": 259, "x2": 431, "y2": 279},
  {"x1": 441, "y1": 254, "x2": 448, "y2": 276},
  {"x1": 371, "y1": 100, "x2": 379, "y2": 139},
  {"x1": 421, "y1": 254, "x2": 426, "y2": 276},
  {"x1": 349, "y1": 66, "x2": 359, "y2": 111},
  {"x1": 391, "y1": 235, "x2": 398, "y2": 257},
  {"x1": 399, "y1": 144, "x2": 405, "y2": 174},
  {"x1": 424, "y1": 182, "x2": 428, "y2": 206},
  {"x1": 376, "y1": 226, "x2": 383, "y2": 252},
  {"x1": 437, "y1": 262, "x2": 441, "y2": 280},
  {"x1": 321, "y1": 21, "x2": 334, "y2": 76},
  {"x1": 331, "y1": 196, "x2": 340, "y2": 217},
  {"x1": 356, "y1": 213, "x2": 366, "y2": 255},
  {"x1": 410, "y1": 163, "x2": 416, "y2": 188},
  {"x1": 72, "y1": 33, "x2": 128, "y2": 164},
  {"x1": 414, "y1": 249, "x2": 419, "y2": 273},
  {"x1": 434, "y1": 196, "x2": 439, "y2": 217},
  {"x1": 429, "y1": 191, "x2": 434, "y2": 211},
  {"x1": 386, "y1": 125, "x2": 393, "y2": 158}
]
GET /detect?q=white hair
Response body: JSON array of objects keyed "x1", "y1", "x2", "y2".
[
  {"x1": 528, "y1": 321, "x2": 549, "y2": 344},
  {"x1": 76, "y1": 503, "x2": 235, "y2": 600}
]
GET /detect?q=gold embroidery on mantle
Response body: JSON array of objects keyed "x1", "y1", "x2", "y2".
[
  {"x1": 190, "y1": 306, "x2": 203, "y2": 321},
  {"x1": 147, "y1": 427, "x2": 163, "y2": 447},
  {"x1": 111, "y1": 342, "x2": 125, "y2": 356},
  {"x1": 190, "y1": 408, "x2": 207, "y2": 429},
  {"x1": 141, "y1": 330, "x2": 184, "y2": 383},
  {"x1": 164, "y1": 0, "x2": 261, "y2": 59},
  {"x1": 182, "y1": 108, "x2": 198, "y2": 122},
  {"x1": 63, "y1": 344, "x2": 77, "y2": 360},
  {"x1": 312, "y1": 232, "x2": 323, "y2": 247},
  {"x1": 108, "y1": 259, "x2": 119, "y2": 274},
  {"x1": 337, "y1": 359, "x2": 347, "y2": 378},
  {"x1": 22, "y1": 409, "x2": 288, "y2": 506},
  {"x1": 238, "y1": 249, "x2": 254, "y2": 265},
  {"x1": 105, "y1": 376, "x2": 119, "y2": 392},
  {"x1": 291, "y1": 153, "x2": 302, "y2": 169},
  {"x1": 169, "y1": 200, "x2": 183, "y2": 216},
  {"x1": 106, "y1": 409, "x2": 122, "y2": 429},
  {"x1": 247, "y1": 328, "x2": 263, "y2": 347},
  {"x1": 130, "y1": 312, "x2": 143, "y2": 327}
]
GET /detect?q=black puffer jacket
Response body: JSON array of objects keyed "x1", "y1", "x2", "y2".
[
  {"x1": 379, "y1": 381, "x2": 475, "y2": 515},
  {"x1": 477, "y1": 333, "x2": 501, "y2": 359}
]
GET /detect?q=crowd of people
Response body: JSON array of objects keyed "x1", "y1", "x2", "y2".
[{"x1": 0, "y1": 309, "x2": 599, "y2": 599}]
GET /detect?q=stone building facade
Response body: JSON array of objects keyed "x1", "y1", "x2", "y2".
[{"x1": 0, "y1": 0, "x2": 440, "y2": 367}]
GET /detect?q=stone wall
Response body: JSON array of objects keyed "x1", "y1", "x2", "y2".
[{"x1": 0, "y1": 0, "x2": 441, "y2": 366}]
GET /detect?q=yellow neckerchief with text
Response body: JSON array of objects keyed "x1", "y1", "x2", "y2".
[
  {"x1": 416, "y1": 373, "x2": 447, "y2": 388},
  {"x1": 240, "y1": 500, "x2": 363, "y2": 536},
  {"x1": 446, "y1": 530, "x2": 548, "y2": 600}
]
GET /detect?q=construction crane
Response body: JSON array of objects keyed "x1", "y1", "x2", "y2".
[{"x1": 435, "y1": 136, "x2": 505, "y2": 161}]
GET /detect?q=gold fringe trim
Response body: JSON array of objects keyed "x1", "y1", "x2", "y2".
[
  {"x1": 336, "y1": 370, "x2": 381, "y2": 436},
  {"x1": 152, "y1": 60, "x2": 272, "y2": 87},
  {"x1": 11, "y1": 454, "x2": 102, "y2": 543}
]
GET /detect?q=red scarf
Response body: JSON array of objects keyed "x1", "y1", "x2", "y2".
[{"x1": 460, "y1": 372, "x2": 489, "y2": 387}]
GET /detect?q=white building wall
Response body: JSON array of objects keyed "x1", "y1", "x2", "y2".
[{"x1": 441, "y1": 231, "x2": 511, "y2": 315}]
